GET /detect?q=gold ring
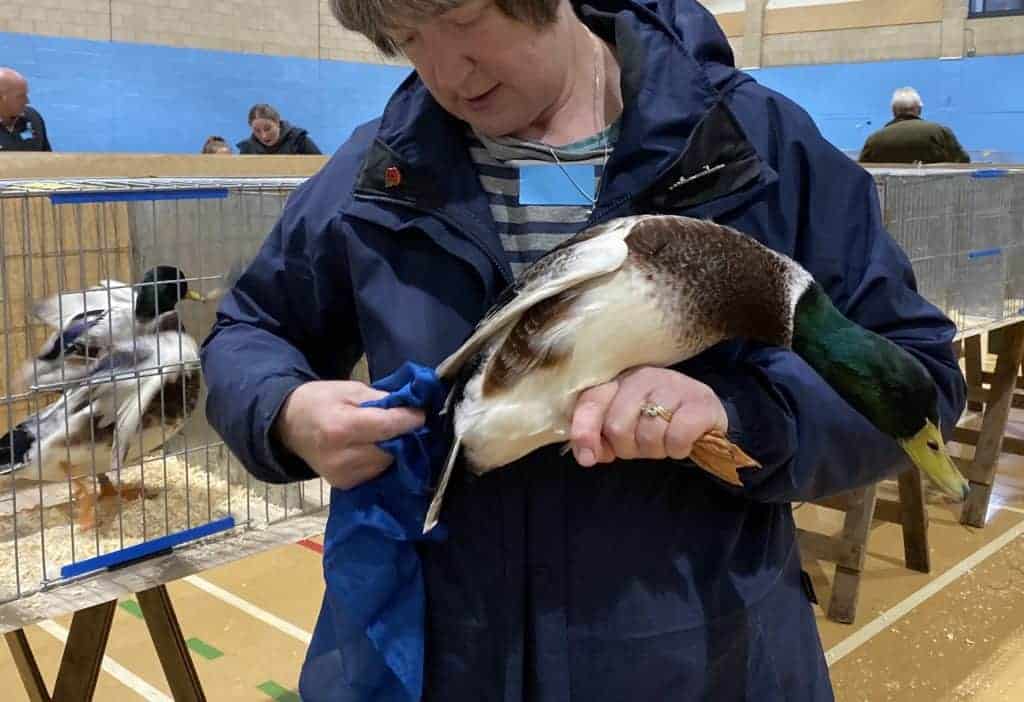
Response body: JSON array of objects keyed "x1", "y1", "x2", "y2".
[{"x1": 640, "y1": 403, "x2": 674, "y2": 423}]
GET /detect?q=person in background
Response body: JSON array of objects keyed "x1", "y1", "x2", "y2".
[
  {"x1": 860, "y1": 87, "x2": 970, "y2": 164},
  {"x1": 237, "y1": 104, "x2": 321, "y2": 155},
  {"x1": 0, "y1": 67, "x2": 52, "y2": 152},
  {"x1": 202, "y1": 136, "x2": 233, "y2": 154}
]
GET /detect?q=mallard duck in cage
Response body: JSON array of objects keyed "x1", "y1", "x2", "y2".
[
  {"x1": 3, "y1": 265, "x2": 205, "y2": 532},
  {"x1": 22, "y1": 265, "x2": 205, "y2": 389},
  {"x1": 1, "y1": 324, "x2": 201, "y2": 531}
]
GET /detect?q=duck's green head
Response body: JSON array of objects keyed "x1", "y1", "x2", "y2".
[
  {"x1": 793, "y1": 283, "x2": 969, "y2": 501},
  {"x1": 135, "y1": 266, "x2": 205, "y2": 320}
]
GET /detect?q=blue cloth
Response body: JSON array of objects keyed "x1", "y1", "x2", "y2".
[
  {"x1": 299, "y1": 362, "x2": 446, "y2": 702},
  {"x1": 202, "y1": 1, "x2": 967, "y2": 699}
]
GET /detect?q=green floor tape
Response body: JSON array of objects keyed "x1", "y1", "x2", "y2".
[
  {"x1": 119, "y1": 600, "x2": 143, "y2": 619},
  {"x1": 187, "y1": 637, "x2": 223, "y2": 661},
  {"x1": 258, "y1": 680, "x2": 301, "y2": 701}
]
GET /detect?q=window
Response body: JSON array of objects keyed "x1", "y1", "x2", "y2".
[{"x1": 970, "y1": 0, "x2": 1024, "y2": 16}]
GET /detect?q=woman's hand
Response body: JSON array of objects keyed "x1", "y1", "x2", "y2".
[
  {"x1": 570, "y1": 367, "x2": 728, "y2": 467},
  {"x1": 274, "y1": 380, "x2": 424, "y2": 489}
]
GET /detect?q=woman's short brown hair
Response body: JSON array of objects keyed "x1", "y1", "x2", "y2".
[
  {"x1": 248, "y1": 103, "x2": 281, "y2": 126},
  {"x1": 202, "y1": 136, "x2": 231, "y2": 154},
  {"x1": 329, "y1": 0, "x2": 561, "y2": 57}
]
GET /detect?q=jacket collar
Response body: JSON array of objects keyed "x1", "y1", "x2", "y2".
[
  {"x1": 887, "y1": 114, "x2": 923, "y2": 126},
  {"x1": 349, "y1": 0, "x2": 777, "y2": 277}
]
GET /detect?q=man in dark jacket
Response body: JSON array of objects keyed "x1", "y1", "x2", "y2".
[
  {"x1": 203, "y1": 2, "x2": 965, "y2": 700},
  {"x1": 860, "y1": 86, "x2": 969, "y2": 164},
  {"x1": 0, "y1": 68, "x2": 52, "y2": 152}
]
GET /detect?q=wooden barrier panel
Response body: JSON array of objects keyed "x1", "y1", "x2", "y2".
[{"x1": 0, "y1": 153, "x2": 328, "y2": 180}]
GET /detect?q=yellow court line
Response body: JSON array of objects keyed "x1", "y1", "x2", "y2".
[
  {"x1": 826, "y1": 506, "x2": 1024, "y2": 666},
  {"x1": 182, "y1": 575, "x2": 313, "y2": 644}
]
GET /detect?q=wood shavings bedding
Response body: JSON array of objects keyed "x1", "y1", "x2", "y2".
[{"x1": 0, "y1": 454, "x2": 310, "y2": 603}]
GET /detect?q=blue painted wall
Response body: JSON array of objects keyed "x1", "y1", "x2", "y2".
[
  {"x1": 1, "y1": 30, "x2": 1023, "y2": 163},
  {"x1": 750, "y1": 54, "x2": 1024, "y2": 163},
  {"x1": 0, "y1": 32, "x2": 411, "y2": 155}
]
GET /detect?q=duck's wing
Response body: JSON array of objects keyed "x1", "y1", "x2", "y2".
[
  {"x1": 30, "y1": 280, "x2": 133, "y2": 332},
  {"x1": 436, "y1": 221, "x2": 636, "y2": 380},
  {"x1": 107, "y1": 330, "x2": 200, "y2": 472},
  {"x1": 0, "y1": 376, "x2": 109, "y2": 482},
  {"x1": 25, "y1": 281, "x2": 136, "y2": 388}
]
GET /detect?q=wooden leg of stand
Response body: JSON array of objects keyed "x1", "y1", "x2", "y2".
[
  {"x1": 961, "y1": 324, "x2": 1024, "y2": 527},
  {"x1": 137, "y1": 585, "x2": 206, "y2": 702},
  {"x1": 51, "y1": 600, "x2": 117, "y2": 701},
  {"x1": 4, "y1": 629, "x2": 51, "y2": 702},
  {"x1": 897, "y1": 469, "x2": 931, "y2": 573},
  {"x1": 827, "y1": 485, "x2": 879, "y2": 624}
]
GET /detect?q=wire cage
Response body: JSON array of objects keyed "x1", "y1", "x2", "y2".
[
  {"x1": 0, "y1": 177, "x2": 326, "y2": 608},
  {"x1": 1, "y1": 169, "x2": 1018, "y2": 621},
  {"x1": 873, "y1": 168, "x2": 1024, "y2": 337}
]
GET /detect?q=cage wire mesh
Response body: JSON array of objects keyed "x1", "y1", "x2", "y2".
[
  {"x1": 0, "y1": 170, "x2": 1019, "y2": 605},
  {"x1": 875, "y1": 168, "x2": 1024, "y2": 338},
  {"x1": 0, "y1": 177, "x2": 326, "y2": 604}
]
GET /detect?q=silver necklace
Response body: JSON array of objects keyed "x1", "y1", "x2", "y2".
[{"x1": 547, "y1": 33, "x2": 611, "y2": 210}]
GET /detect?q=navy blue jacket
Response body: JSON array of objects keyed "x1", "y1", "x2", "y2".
[{"x1": 202, "y1": 1, "x2": 966, "y2": 699}]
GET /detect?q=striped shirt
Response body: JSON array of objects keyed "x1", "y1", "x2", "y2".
[{"x1": 468, "y1": 124, "x2": 619, "y2": 278}]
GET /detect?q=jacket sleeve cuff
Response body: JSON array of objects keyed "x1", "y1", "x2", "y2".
[
  {"x1": 684, "y1": 362, "x2": 799, "y2": 496},
  {"x1": 252, "y1": 376, "x2": 319, "y2": 484}
]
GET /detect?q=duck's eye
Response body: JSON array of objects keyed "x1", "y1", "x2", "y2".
[{"x1": 927, "y1": 439, "x2": 941, "y2": 451}]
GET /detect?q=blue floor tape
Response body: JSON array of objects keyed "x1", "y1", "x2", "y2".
[{"x1": 60, "y1": 516, "x2": 236, "y2": 579}]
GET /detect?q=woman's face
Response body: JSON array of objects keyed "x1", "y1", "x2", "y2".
[
  {"x1": 251, "y1": 118, "x2": 281, "y2": 147},
  {"x1": 390, "y1": 0, "x2": 577, "y2": 139}
]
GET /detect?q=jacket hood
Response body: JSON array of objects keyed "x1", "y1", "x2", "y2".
[
  {"x1": 278, "y1": 121, "x2": 307, "y2": 142},
  {"x1": 628, "y1": 0, "x2": 736, "y2": 70}
]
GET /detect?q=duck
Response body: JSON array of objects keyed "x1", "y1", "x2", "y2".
[
  {"x1": 1, "y1": 322, "x2": 201, "y2": 531},
  {"x1": 23, "y1": 265, "x2": 205, "y2": 390},
  {"x1": 426, "y1": 214, "x2": 968, "y2": 531}
]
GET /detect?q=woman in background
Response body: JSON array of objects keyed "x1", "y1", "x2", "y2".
[
  {"x1": 237, "y1": 103, "x2": 321, "y2": 155},
  {"x1": 201, "y1": 136, "x2": 232, "y2": 154}
]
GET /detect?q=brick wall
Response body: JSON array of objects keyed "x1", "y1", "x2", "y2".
[
  {"x1": 1, "y1": 0, "x2": 113, "y2": 41},
  {"x1": 0, "y1": 0, "x2": 404, "y2": 65},
  {"x1": 707, "y1": 0, "x2": 1024, "y2": 67},
  {"x1": 4, "y1": 0, "x2": 1023, "y2": 67}
]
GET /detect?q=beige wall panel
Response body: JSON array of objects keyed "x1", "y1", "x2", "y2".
[
  {"x1": 765, "y1": 0, "x2": 943, "y2": 35},
  {"x1": 4, "y1": 0, "x2": 1022, "y2": 67},
  {"x1": 715, "y1": 12, "x2": 746, "y2": 38},
  {"x1": 109, "y1": 0, "x2": 320, "y2": 59},
  {"x1": 1, "y1": 0, "x2": 111, "y2": 41},
  {"x1": 967, "y1": 15, "x2": 1024, "y2": 56},
  {"x1": 3, "y1": 0, "x2": 407, "y2": 65},
  {"x1": 727, "y1": 36, "x2": 745, "y2": 60},
  {"x1": 762, "y1": 22, "x2": 943, "y2": 65}
]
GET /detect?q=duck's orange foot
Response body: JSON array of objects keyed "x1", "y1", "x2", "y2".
[
  {"x1": 98, "y1": 475, "x2": 159, "y2": 502},
  {"x1": 689, "y1": 430, "x2": 761, "y2": 486}
]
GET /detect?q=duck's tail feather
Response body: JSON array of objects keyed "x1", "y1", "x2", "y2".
[
  {"x1": 424, "y1": 435, "x2": 461, "y2": 534},
  {"x1": 0, "y1": 427, "x2": 34, "y2": 474}
]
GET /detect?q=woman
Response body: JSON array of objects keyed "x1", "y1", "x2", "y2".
[
  {"x1": 201, "y1": 135, "x2": 232, "y2": 154},
  {"x1": 203, "y1": 1, "x2": 965, "y2": 700},
  {"x1": 237, "y1": 103, "x2": 321, "y2": 155}
]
